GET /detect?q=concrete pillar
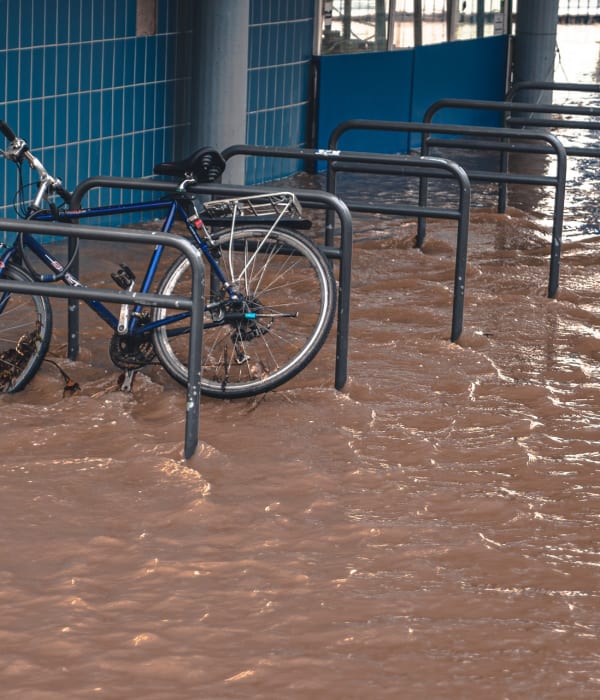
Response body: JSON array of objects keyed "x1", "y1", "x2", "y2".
[
  {"x1": 187, "y1": 0, "x2": 250, "y2": 184},
  {"x1": 446, "y1": 0, "x2": 459, "y2": 42},
  {"x1": 513, "y1": 0, "x2": 559, "y2": 103}
]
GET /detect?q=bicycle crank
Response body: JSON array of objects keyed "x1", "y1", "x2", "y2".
[{"x1": 109, "y1": 332, "x2": 156, "y2": 370}]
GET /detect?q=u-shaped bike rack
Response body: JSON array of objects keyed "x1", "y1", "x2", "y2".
[
  {"x1": 328, "y1": 119, "x2": 567, "y2": 299},
  {"x1": 0, "y1": 217, "x2": 205, "y2": 460},
  {"x1": 220, "y1": 144, "x2": 471, "y2": 343},
  {"x1": 424, "y1": 89, "x2": 600, "y2": 219},
  {"x1": 69, "y1": 177, "x2": 354, "y2": 392}
]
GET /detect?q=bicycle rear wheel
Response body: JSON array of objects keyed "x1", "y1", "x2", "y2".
[
  {"x1": 152, "y1": 225, "x2": 336, "y2": 398},
  {"x1": 0, "y1": 263, "x2": 52, "y2": 393}
]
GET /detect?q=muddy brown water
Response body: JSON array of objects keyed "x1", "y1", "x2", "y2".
[{"x1": 2, "y1": 26, "x2": 600, "y2": 700}]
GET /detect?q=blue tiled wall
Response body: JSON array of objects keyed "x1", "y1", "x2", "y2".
[
  {"x1": 0, "y1": 0, "x2": 185, "y2": 230},
  {"x1": 0, "y1": 0, "x2": 318, "y2": 238},
  {"x1": 246, "y1": 0, "x2": 315, "y2": 184}
]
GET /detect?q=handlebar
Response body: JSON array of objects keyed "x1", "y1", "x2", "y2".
[
  {"x1": 1, "y1": 119, "x2": 77, "y2": 282},
  {"x1": 0, "y1": 120, "x2": 17, "y2": 141},
  {"x1": 0, "y1": 119, "x2": 71, "y2": 208}
]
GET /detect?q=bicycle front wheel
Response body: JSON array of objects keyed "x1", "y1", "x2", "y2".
[
  {"x1": 152, "y1": 225, "x2": 336, "y2": 398},
  {"x1": 0, "y1": 263, "x2": 53, "y2": 393}
]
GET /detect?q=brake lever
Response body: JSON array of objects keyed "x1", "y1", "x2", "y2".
[{"x1": 4, "y1": 138, "x2": 29, "y2": 163}]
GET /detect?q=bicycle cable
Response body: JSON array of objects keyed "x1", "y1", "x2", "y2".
[
  {"x1": 17, "y1": 217, "x2": 80, "y2": 283},
  {"x1": 12, "y1": 160, "x2": 29, "y2": 218},
  {"x1": 13, "y1": 161, "x2": 80, "y2": 283}
]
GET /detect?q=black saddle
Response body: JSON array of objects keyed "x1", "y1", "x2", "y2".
[{"x1": 154, "y1": 147, "x2": 226, "y2": 182}]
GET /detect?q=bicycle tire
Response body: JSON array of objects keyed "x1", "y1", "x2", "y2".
[
  {"x1": 152, "y1": 225, "x2": 336, "y2": 398},
  {"x1": 0, "y1": 263, "x2": 53, "y2": 393}
]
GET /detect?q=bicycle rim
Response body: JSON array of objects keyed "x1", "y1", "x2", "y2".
[
  {"x1": 0, "y1": 264, "x2": 52, "y2": 393},
  {"x1": 153, "y1": 225, "x2": 336, "y2": 398}
]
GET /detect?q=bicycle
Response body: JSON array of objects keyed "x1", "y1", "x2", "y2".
[{"x1": 0, "y1": 121, "x2": 337, "y2": 398}]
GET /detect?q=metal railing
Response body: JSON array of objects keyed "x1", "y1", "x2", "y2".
[
  {"x1": 329, "y1": 119, "x2": 568, "y2": 298},
  {"x1": 504, "y1": 82, "x2": 600, "y2": 158},
  {"x1": 221, "y1": 144, "x2": 471, "y2": 342},
  {"x1": 425, "y1": 92, "x2": 600, "y2": 158},
  {"x1": 506, "y1": 80, "x2": 600, "y2": 101},
  {"x1": 424, "y1": 92, "x2": 600, "y2": 209},
  {"x1": 0, "y1": 217, "x2": 205, "y2": 460}
]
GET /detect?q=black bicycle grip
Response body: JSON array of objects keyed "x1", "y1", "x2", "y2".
[{"x1": 0, "y1": 120, "x2": 17, "y2": 141}]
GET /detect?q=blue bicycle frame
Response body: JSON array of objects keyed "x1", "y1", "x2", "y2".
[{"x1": 17, "y1": 194, "x2": 237, "y2": 339}]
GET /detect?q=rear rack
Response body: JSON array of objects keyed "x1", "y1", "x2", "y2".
[{"x1": 203, "y1": 192, "x2": 303, "y2": 220}]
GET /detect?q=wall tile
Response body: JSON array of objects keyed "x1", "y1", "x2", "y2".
[{"x1": 0, "y1": 0, "x2": 314, "y2": 225}]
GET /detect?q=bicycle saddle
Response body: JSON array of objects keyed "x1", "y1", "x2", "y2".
[{"x1": 154, "y1": 147, "x2": 226, "y2": 182}]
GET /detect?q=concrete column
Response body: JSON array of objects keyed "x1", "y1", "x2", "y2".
[
  {"x1": 187, "y1": 0, "x2": 250, "y2": 184},
  {"x1": 513, "y1": 0, "x2": 559, "y2": 103},
  {"x1": 446, "y1": 0, "x2": 459, "y2": 42}
]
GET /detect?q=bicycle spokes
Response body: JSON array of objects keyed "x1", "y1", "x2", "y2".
[{"x1": 0, "y1": 328, "x2": 41, "y2": 391}]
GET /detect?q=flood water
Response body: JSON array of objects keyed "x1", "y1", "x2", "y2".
[{"x1": 2, "y1": 25, "x2": 600, "y2": 700}]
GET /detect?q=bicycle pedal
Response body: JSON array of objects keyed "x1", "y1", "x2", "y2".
[{"x1": 111, "y1": 264, "x2": 136, "y2": 290}]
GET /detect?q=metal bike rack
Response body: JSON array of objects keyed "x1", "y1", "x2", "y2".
[
  {"x1": 220, "y1": 144, "x2": 471, "y2": 343},
  {"x1": 508, "y1": 81, "x2": 600, "y2": 99},
  {"x1": 329, "y1": 119, "x2": 567, "y2": 299},
  {"x1": 427, "y1": 92, "x2": 600, "y2": 146},
  {"x1": 424, "y1": 93, "x2": 600, "y2": 193},
  {"x1": 504, "y1": 83, "x2": 600, "y2": 214},
  {"x1": 0, "y1": 217, "x2": 205, "y2": 461},
  {"x1": 69, "y1": 176, "x2": 353, "y2": 391},
  {"x1": 505, "y1": 81, "x2": 600, "y2": 130}
]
